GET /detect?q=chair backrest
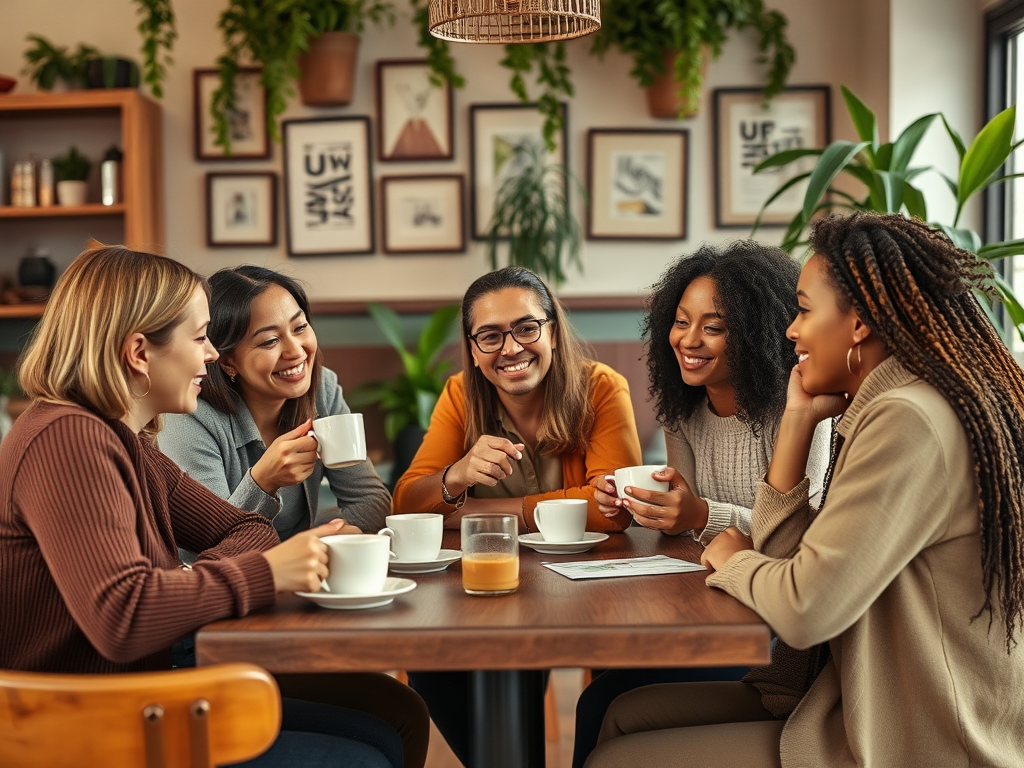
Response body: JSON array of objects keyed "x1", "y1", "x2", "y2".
[{"x1": 0, "y1": 662, "x2": 280, "y2": 768}]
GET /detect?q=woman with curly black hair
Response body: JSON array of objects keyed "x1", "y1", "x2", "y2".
[{"x1": 573, "y1": 241, "x2": 830, "y2": 768}]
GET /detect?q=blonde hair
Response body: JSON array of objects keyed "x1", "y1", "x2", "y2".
[{"x1": 18, "y1": 246, "x2": 206, "y2": 424}]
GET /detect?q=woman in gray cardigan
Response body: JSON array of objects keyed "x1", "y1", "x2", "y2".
[{"x1": 160, "y1": 266, "x2": 427, "y2": 768}]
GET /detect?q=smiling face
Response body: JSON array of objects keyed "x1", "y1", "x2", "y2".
[
  {"x1": 668, "y1": 276, "x2": 732, "y2": 396},
  {"x1": 468, "y1": 287, "x2": 556, "y2": 402},
  {"x1": 788, "y1": 254, "x2": 861, "y2": 394},
  {"x1": 146, "y1": 286, "x2": 218, "y2": 416},
  {"x1": 221, "y1": 283, "x2": 318, "y2": 413}
]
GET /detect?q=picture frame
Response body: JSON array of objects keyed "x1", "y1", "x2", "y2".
[
  {"x1": 469, "y1": 103, "x2": 568, "y2": 240},
  {"x1": 205, "y1": 172, "x2": 278, "y2": 247},
  {"x1": 282, "y1": 117, "x2": 375, "y2": 256},
  {"x1": 193, "y1": 67, "x2": 270, "y2": 161},
  {"x1": 586, "y1": 129, "x2": 689, "y2": 240},
  {"x1": 713, "y1": 85, "x2": 831, "y2": 228},
  {"x1": 381, "y1": 175, "x2": 465, "y2": 254},
  {"x1": 376, "y1": 59, "x2": 454, "y2": 162}
]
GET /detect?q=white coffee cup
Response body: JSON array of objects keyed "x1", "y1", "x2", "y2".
[
  {"x1": 533, "y1": 498, "x2": 588, "y2": 543},
  {"x1": 323, "y1": 534, "x2": 390, "y2": 595},
  {"x1": 607, "y1": 465, "x2": 670, "y2": 500},
  {"x1": 378, "y1": 513, "x2": 443, "y2": 562},
  {"x1": 310, "y1": 413, "x2": 366, "y2": 469}
]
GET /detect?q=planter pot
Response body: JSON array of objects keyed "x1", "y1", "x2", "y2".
[
  {"x1": 389, "y1": 425, "x2": 426, "y2": 492},
  {"x1": 18, "y1": 252, "x2": 57, "y2": 287},
  {"x1": 57, "y1": 180, "x2": 87, "y2": 207},
  {"x1": 85, "y1": 57, "x2": 140, "y2": 89},
  {"x1": 644, "y1": 49, "x2": 709, "y2": 119},
  {"x1": 298, "y1": 32, "x2": 360, "y2": 107}
]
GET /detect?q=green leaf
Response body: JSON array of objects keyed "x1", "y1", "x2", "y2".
[
  {"x1": 890, "y1": 113, "x2": 938, "y2": 172},
  {"x1": 994, "y1": 272, "x2": 1024, "y2": 342},
  {"x1": 875, "y1": 170, "x2": 905, "y2": 214},
  {"x1": 750, "y1": 170, "x2": 811, "y2": 234},
  {"x1": 936, "y1": 224, "x2": 982, "y2": 253},
  {"x1": 418, "y1": 304, "x2": 460, "y2": 363},
  {"x1": 367, "y1": 303, "x2": 408, "y2": 356},
  {"x1": 957, "y1": 106, "x2": 1016, "y2": 223},
  {"x1": 801, "y1": 140, "x2": 871, "y2": 221},
  {"x1": 942, "y1": 114, "x2": 967, "y2": 161},
  {"x1": 902, "y1": 181, "x2": 928, "y2": 221},
  {"x1": 841, "y1": 85, "x2": 878, "y2": 149},
  {"x1": 978, "y1": 238, "x2": 1024, "y2": 262},
  {"x1": 752, "y1": 148, "x2": 822, "y2": 173}
]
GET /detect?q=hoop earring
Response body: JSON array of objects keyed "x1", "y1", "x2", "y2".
[
  {"x1": 222, "y1": 366, "x2": 236, "y2": 383},
  {"x1": 131, "y1": 372, "x2": 152, "y2": 399},
  {"x1": 846, "y1": 344, "x2": 863, "y2": 377}
]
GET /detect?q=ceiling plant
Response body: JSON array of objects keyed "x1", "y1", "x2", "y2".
[
  {"x1": 486, "y1": 141, "x2": 584, "y2": 288},
  {"x1": 592, "y1": 0, "x2": 795, "y2": 118},
  {"x1": 213, "y1": 0, "x2": 395, "y2": 152},
  {"x1": 752, "y1": 85, "x2": 1024, "y2": 341}
]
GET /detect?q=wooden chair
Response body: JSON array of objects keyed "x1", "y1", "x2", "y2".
[{"x1": 0, "y1": 662, "x2": 280, "y2": 768}]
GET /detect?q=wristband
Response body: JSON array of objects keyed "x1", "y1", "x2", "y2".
[{"x1": 441, "y1": 463, "x2": 467, "y2": 510}]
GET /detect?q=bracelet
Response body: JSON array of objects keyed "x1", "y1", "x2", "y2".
[
  {"x1": 440, "y1": 463, "x2": 467, "y2": 510},
  {"x1": 521, "y1": 498, "x2": 529, "y2": 532}
]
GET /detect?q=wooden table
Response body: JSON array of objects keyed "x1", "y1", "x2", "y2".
[{"x1": 197, "y1": 527, "x2": 770, "y2": 767}]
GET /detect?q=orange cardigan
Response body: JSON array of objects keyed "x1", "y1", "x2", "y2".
[{"x1": 393, "y1": 362, "x2": 642, "y2": 532}]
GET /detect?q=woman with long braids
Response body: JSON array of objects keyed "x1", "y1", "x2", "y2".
[
  {"x1": 586, "y1": 212, "x2": 1024, "y2": 768},
  {"x1": 573, "y1": 241, "x2": 831, "y2": 768}
]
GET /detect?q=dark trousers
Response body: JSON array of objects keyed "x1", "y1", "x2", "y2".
[{"x1": 572, "y1": 666, "x2": 749, "y2": 768}]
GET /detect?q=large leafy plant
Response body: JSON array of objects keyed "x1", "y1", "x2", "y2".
[
  {"x1": 592, "y1": 0, "x2": 794, "y2": 117},
  {"x1": 349, "y1": 303, "x2": 460, "y2": 442},
  {"x1": 21, "y1": 35, "x2": 97, "y2": 90},
  {"x1": 753, "y1": 85, "x2": 1024, "y2": 340},
  {"x1": 214, "y1": 0, "x2": 395, "y2": 151}
]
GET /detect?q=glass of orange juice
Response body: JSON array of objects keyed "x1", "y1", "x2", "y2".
[{"x1": 461, "y1": 514, "x2": 519, "y2": 595}]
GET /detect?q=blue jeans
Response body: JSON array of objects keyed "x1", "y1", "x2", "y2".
[
  {"x1": 572, "y1": 666, "x2": 749, "y2": 768},
  {"x1": 234, "y1": 697, "x2": 404, "y2": 768}
]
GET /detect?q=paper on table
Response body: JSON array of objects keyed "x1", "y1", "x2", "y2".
[{"x1": 542, "y1": 555, "x2": 705, "y2": 580}]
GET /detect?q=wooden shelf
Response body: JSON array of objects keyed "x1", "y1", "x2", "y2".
[
  {"x1": 0, "y1": 204, "x2": 126, "y2": 218},
  {"x1": 0, "y1": 89, "x2": 138, "y2": 116},
  {"x1": 0, "y1": 303, "x2": 45, "y2": 319}
]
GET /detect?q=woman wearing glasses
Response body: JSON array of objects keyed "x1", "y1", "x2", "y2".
[
  {"x1": 393, "y1": 266, "x2": 642, "y2": 768},
  {"x1": 392, "y1": 265, "x2": 642, "y2": 534}
]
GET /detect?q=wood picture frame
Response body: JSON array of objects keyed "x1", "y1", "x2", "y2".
[
  {"x1": 282, "y1": 116, "x2": 375, "y2": 256},
  {"x1": 713, "y1": 85, "x2": 831, "y2": 228},
  {"x1": 381, "y1": 174, "x2": 465, "y2": 254},
  {"x1": 376, "y1": 59, "x2": 454, "y2": 162},
  {"x1": 469, "y1": 102, "x2": 568, "y2": 240},
  {"x1": 205, "y1": 172, "x2": 277, "y2": 247},
  {"x1": 586, "y1": 128, "x2": 689, "y2": 240},
  {"x1": 194, "y1": 68, "x2": 270, "y2": 161}
]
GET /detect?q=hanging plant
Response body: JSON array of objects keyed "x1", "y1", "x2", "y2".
[{"x1": 133, "y1": 0, "x2": 177, "y2": 98}]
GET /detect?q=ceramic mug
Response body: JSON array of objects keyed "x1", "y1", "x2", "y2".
[
  {"x1": 606, "y1": 465, "x2": 670, "y2": 500},
  {"x1": 309, "y1": 413, "x2": 366, "y2": 468},
  {"x1": 378, "y1": 513, "x2": 443, "y2": 562},
  {"x1": 323, "y1": 534, "x2": 390, "y2": 595},
  {"x1": 533, "y1": 498, "x2": 587, "y2": 543}
]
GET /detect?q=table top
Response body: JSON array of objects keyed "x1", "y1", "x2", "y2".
[{"x1": 196, "y1": 527, "x2": 771, "y2": 673}]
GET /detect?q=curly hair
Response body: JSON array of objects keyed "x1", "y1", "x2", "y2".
[
  {"x1": 643, "y1": 241, "x2": 801, "y2": 436},
  {"x1": 810, "y1": 212, "x2": 1024, "y2": 649}
]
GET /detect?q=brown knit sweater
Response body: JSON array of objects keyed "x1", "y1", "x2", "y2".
[{"x1": 0, "y1": 402, "x2": 279, "y2": 673}]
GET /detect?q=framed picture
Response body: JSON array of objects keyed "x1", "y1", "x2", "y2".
[
  {"x1": 194, "y1": 68, "x2": 270, "y2": 161},
  {"x1": 381, "y1": 175, "x2": 465, "y2": 254},
  {"x1": 586, "y1": 129, "x2": 689, "y2": 240},
  {"x1": 469, "y1": 103, "x2": 568, "y2": 240},
  {"x1": 376, "y1": 59, "x2": 454, "y2": 162},
  {"x1": 206, "y1": 172, "x2": 278, "y2": 247},
  {"x1": 713, "y1": 85, "x2": 831, "y2": 228},
  {"x1": 282, "y1": 117, "x2": 375, "y2": 256}
]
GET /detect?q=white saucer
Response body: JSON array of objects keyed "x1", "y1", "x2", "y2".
[
  {"x1": 388, "y1": 549, "x2": 462, "y2": 574},
  {"x1": 518, "y1": 532, "x2": 609, "y2": 554},
  {"x1": 295, "y1": 577, "x2": 417, "y2": 610}
]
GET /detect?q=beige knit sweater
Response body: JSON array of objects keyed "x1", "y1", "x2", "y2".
[{"x1": 708, "y1": 357, "x2": 1024, "y2": 767}]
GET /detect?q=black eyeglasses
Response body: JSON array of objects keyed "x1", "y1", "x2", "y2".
[{"x1": 467, "y1": 318, "x2": 553, "y2": 353}]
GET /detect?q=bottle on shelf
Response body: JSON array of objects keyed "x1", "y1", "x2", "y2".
[
  {"x1": 101, "y1": 146, "x2": 122, "y2": 206},
  {"x1": 38, "y1": 159, "x2": 55, "y2": 207}
]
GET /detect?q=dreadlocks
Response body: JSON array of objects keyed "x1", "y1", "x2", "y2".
[{"x1": 810, "y1": 212, "x2": 1024, "y2": 649}]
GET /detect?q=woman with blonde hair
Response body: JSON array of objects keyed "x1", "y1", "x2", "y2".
[{"x1": 0, "y1": 246, "x2": 418, "y2": 768}]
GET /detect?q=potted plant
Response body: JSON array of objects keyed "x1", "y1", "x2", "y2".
[
  {"x1": 592, "y1": 0, "x2": 795, "y2": 118},
  {"x1": 752, "y1": 85, "x2": 1024, "y2": 341},
  {"x1": 486, "y1": 141, "x2": 584, "y2": 288},
  {"x1": 213, "y1": 0, "x2": 395, "y2": 152},
  {"x1": 51, "y1": 146, "x2": 92, "y2": 207},
  {"x1": 348, "y1": 302, "x2": 460, "y2": 489},
  {"x1": 21, "y1": 35, "x2": 97, "y2": 91}
]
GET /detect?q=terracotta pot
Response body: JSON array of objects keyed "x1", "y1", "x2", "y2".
[
  {"x1": 644, "y1": 49, "x2": 708, "y2": 119},
  {"x1": 298, "y1": 32, "x2": 361, "y2": 107}
]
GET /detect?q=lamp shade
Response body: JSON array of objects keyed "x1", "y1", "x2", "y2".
[{"x1": 428, "y1": 0, "x2": 601, "y2": 44}]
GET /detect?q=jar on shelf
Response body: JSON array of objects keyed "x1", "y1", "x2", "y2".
[{"x1": 18, "y1": 248, "x2": 57, "y2": 289}]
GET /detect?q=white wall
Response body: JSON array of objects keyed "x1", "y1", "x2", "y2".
[{"x1": 0, "y1": 0, "x2": 989, "y2": 301}]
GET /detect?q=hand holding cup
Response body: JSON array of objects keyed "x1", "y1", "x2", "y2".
[
  {"x1": 263, "y1": 518, "x2": 348, "y2": 593},
  {"x1": 618, "y1": 467, "x2": 710, "y2": 535},
  {"x1": 250, "y1": 419, "x2": 319, "y2": 495}
]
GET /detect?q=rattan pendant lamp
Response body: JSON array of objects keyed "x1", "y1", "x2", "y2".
[{"x1": 428, "y1": 0, "x2": 601, "y2": 44}]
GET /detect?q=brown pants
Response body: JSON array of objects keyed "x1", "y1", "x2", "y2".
[
  {"x1": 275, "y1": 672, "x2": 430, "y2": 768},
  {"x1": 585, "y1": 681, "x2": 784, "y2": 768}
]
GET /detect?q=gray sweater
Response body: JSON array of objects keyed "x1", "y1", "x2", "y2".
[
  {"x1": 159, "y1": 367, "x2": 391, "y2": 537},
  {"x1": 666, "y1": 401, "x2": 830, "y2": 545}
]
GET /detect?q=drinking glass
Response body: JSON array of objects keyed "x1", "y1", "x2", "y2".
[{"x1": 461, "y1": 514, "x2": 519, "y2": 595}]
